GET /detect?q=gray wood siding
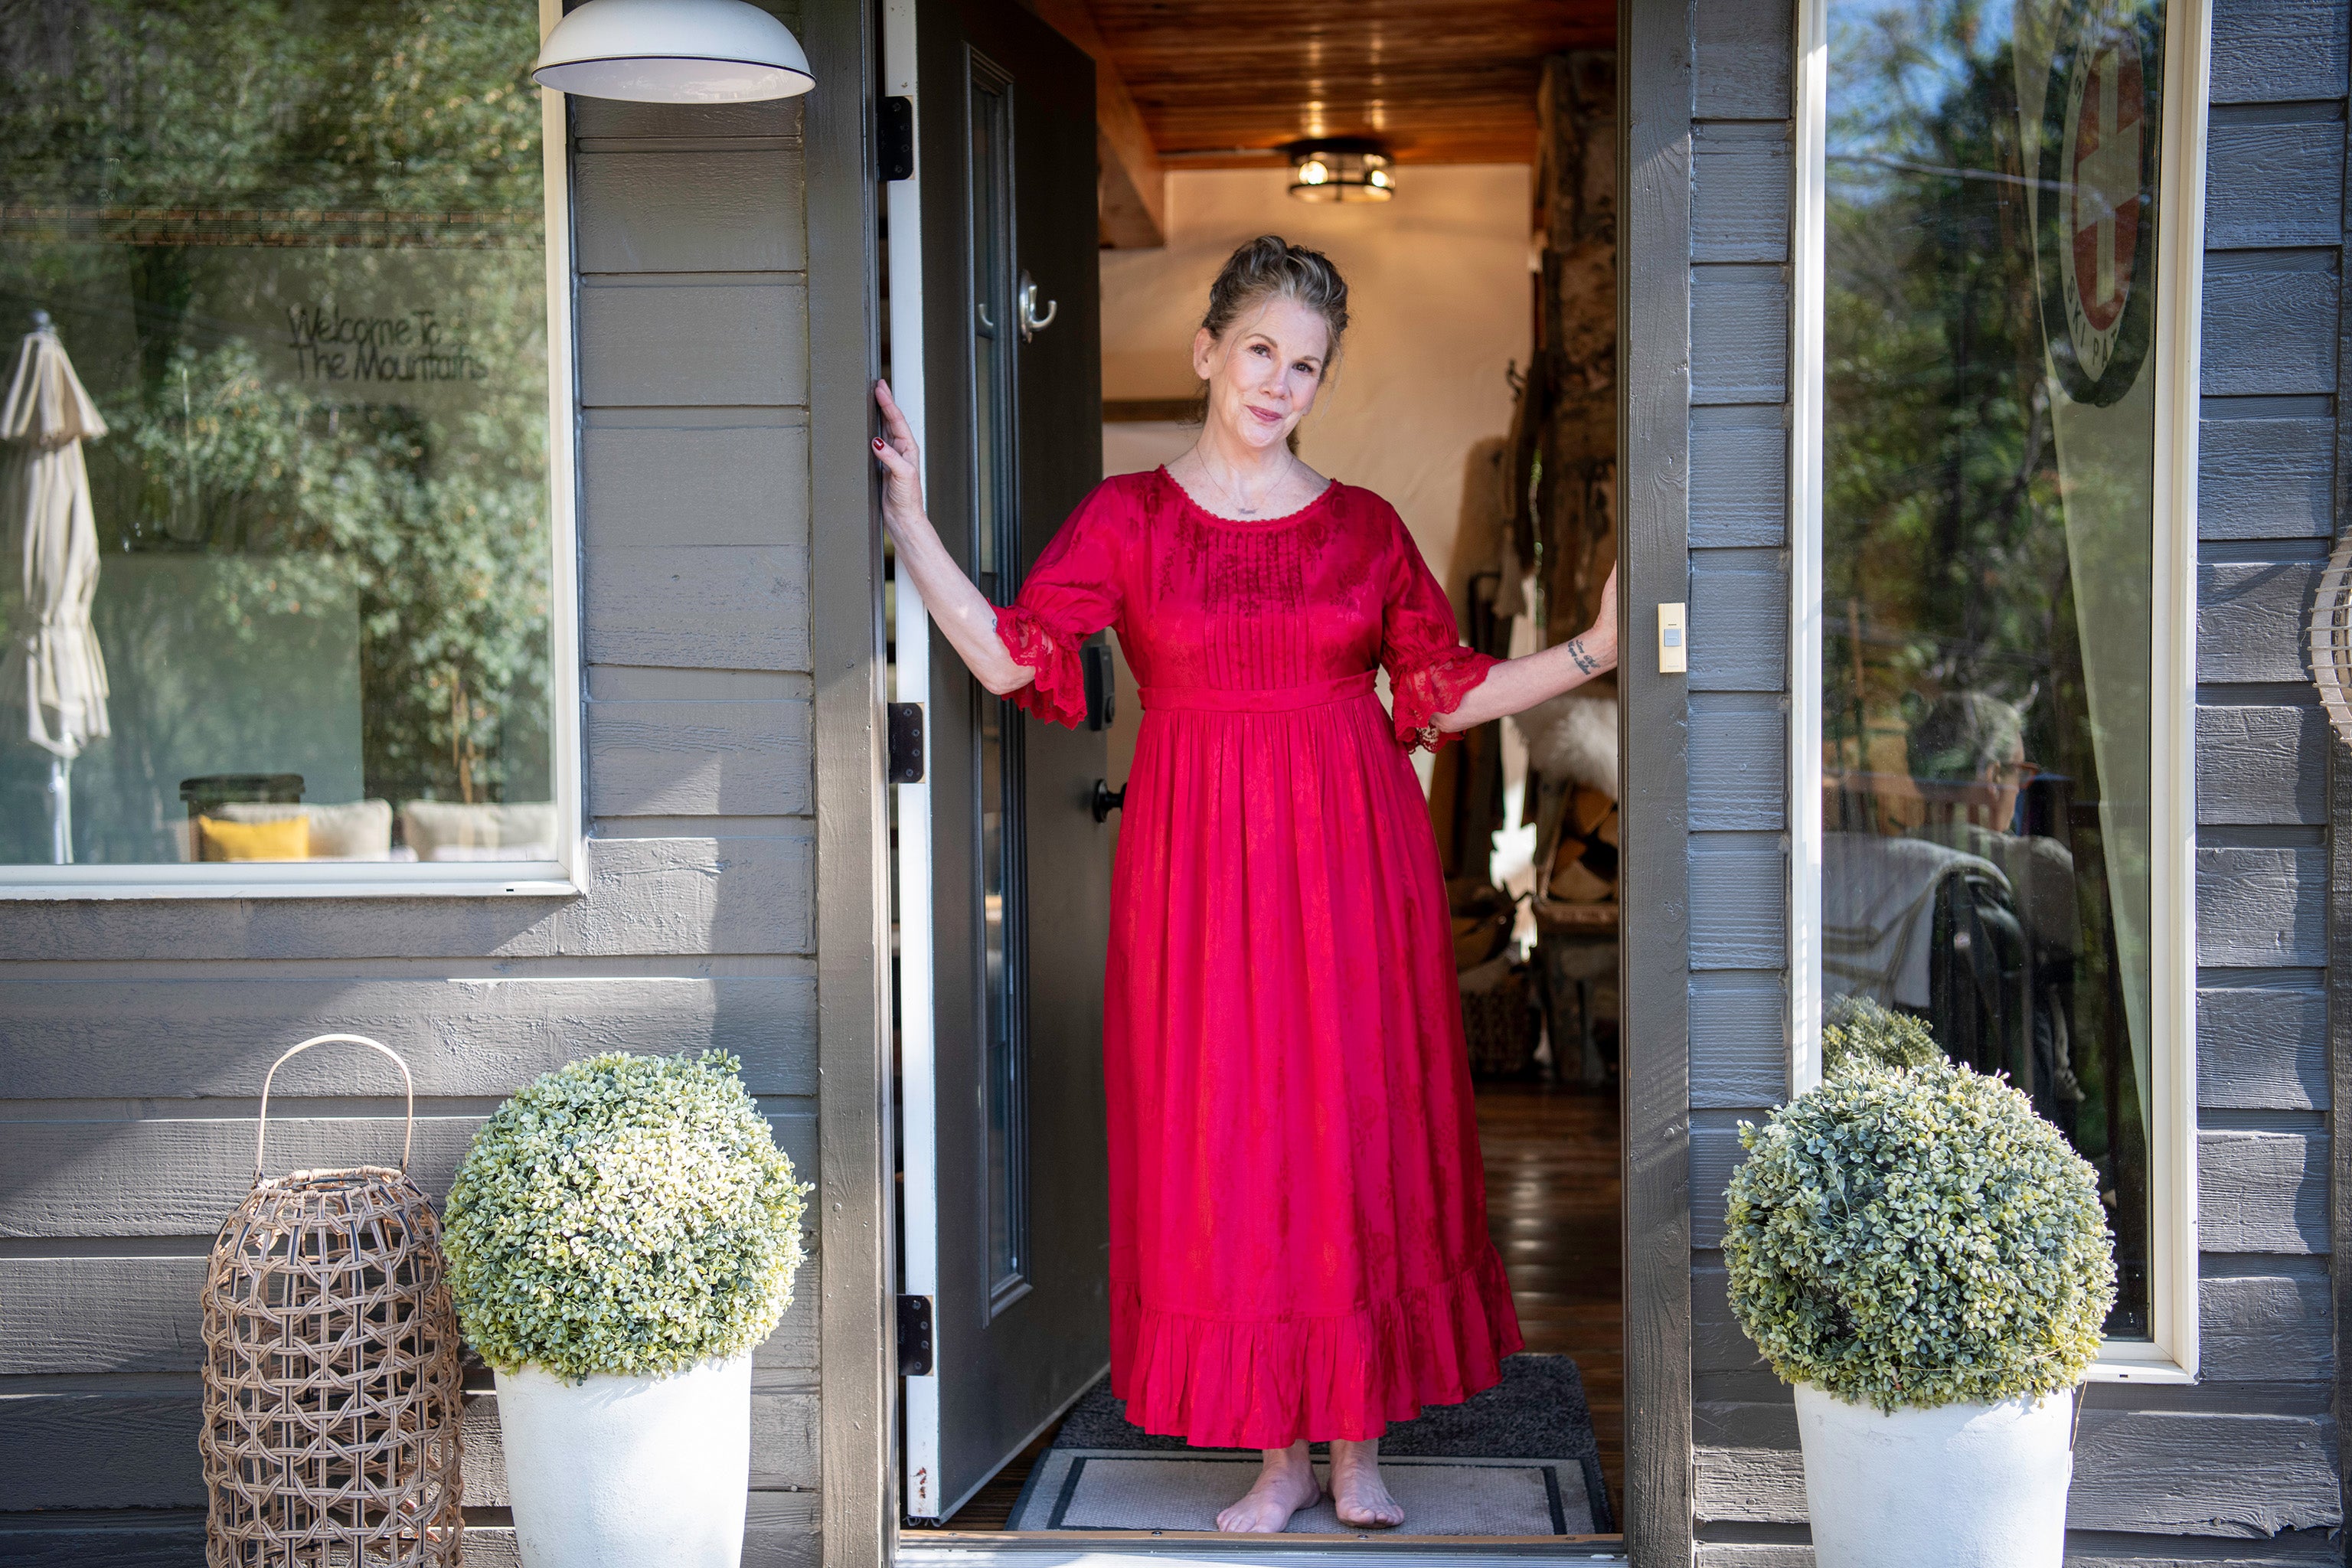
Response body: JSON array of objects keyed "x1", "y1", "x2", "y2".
[
  {"x1": 1685, "y1": 0, "x2": 2347, "y2": 1557},
  {"x1": 0, "y1": 51, "x2": 825, "y2": 1566},
  {"x1": 2179, "y1": 3, "x2": 2350, "y2": 1552},
  {"x1": 1684, "y1": 0, "x2": 1800, "y2": 1546}
]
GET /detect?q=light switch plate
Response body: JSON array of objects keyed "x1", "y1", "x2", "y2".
[{"x1": 1658, "y1": 602, "x2": 1688, "y2": 675}]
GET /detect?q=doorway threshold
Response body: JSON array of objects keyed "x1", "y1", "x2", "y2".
[{"x1": 900, "y1": 1531, "x2": 1630, "y2": 1567}]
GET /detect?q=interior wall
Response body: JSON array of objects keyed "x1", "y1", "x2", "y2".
[{"x1": 1099, "y1": 164, "x2": 1534, "y2": 575}]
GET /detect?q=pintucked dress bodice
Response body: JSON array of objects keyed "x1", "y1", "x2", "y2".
[{"x1": 991, "y1": 467, "x2": 1498, "y2": 741}]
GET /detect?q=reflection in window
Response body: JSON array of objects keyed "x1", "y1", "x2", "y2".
[
  {"x1": 969, "y1": 55, "x2": 1029, "y2": 1302},
  {"x1": 0, "y1": 1, "x2": 554, "y2": 868},
  {"x1": 1821, "y1": 0, "x2": 2166, "y2": 1336}
]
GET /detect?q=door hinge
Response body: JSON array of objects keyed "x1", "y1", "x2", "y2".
[
  {"x1": 879, "y1": 96, "x2": 915, "y2": 181},
  {"x1": 897, "y1": 1293, "x2": 935, "y2": 1376},
  {"x1": 887, "y1": 702, "x2": 925, "y2": 783}
]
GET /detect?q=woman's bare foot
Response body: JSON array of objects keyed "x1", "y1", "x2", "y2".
[
  {"x1": 1215, "y1": 1442, "x2": 1321, "y2": 1533},
  {"x1": 1328, "y1": 1439, "x2": 1404, "y2": 1529}
]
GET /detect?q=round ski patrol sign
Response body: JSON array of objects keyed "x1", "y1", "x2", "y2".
[{"x1": 2039, "y1": 4, "x2": 2160, "y2": 407}]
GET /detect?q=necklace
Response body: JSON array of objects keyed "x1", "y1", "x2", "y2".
[{"x1": 1192, "y1": 454, "x2": 1289, "y2": 518}]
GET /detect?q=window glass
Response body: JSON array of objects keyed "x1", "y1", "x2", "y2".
[
  {"x1": 969, "y1": 57, "x2": 1030, "y2": 1302},
  {"x1": 0, "y1": 0, "x2": 554, "y2": 870},
  {"x1": 1821, "y1": 0, "x2": 2167, "y2": 1336}
]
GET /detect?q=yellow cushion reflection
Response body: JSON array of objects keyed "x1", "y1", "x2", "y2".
[{"x1": 197, "y1": 814, "x2": 311, "y2": 862}]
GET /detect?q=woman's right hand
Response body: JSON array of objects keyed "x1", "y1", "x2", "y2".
[
  {"x1": 872, "y1": 379, "x2": 926, "y2": 538},
  {"x1": 867, "y1": 376, "x2": 1030, "y2": 694}
]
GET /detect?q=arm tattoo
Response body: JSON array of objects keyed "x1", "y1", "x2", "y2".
[{"x1": 1566, "y1": 636, "x2": 1600, "y2": 677}]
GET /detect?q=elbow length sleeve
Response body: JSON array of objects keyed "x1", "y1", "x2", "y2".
[
  {"x1": 1380, "y1": 518, "x2": 1497, "y2": 753},
  {"x1": 992, "y1": 488, "x2": 1125, "y2": 730}
]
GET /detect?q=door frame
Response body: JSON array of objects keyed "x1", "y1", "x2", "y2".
[
  {"x1": 1615, "y1": 0, "x2": 1697, "y2": 1565},
  {"x1": 824, "y1": 0, "x2": 1706, "y2": 1563},
  {"x1": 809, "y1": 0, "x2": 899, "y2": 1562}
]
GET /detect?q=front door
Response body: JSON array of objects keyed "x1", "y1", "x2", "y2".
[{"x1": 889, "y1": 0, "x2": 1109, "y2": 1524}]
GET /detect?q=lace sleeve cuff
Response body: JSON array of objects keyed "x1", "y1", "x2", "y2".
[
  {"x1": 994, "y1": 605, "x2": 1090, "y2": 730},
  {"x1": 1390, "y1": 648, "x2": 1499, "y2": 753}
]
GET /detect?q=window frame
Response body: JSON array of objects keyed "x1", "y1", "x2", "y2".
[
  {"x1": 1788, "y1": 0, "x2": 2212, "y2": 1382},
  {"x1": 0, "y1": 0, "x2": 586, "y2": 901}
]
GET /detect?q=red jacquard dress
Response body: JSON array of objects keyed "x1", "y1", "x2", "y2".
[{"x1": 995, "y1": 467, "x2": 1523, "y2": 1449}]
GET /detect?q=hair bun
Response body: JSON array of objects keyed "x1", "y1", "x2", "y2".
[{"x1": 1201, "y1": 235, "x2": 1350, "y2": 351}]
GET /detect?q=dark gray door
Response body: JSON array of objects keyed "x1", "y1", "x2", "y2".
[{"x1": 906, "y1": 0, "x2": 1108, "y2": 1523}]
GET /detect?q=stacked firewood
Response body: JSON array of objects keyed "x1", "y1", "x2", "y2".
[{"x1": 1544, "y1": 785, "x2": 1618, "y2": 906}]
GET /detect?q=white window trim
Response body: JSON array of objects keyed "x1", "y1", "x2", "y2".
[
  {"x1": 0, "y1": 0, "x2": 586, "y2": 901},
  {"x1": 1788, "y1": 0, "x2": 2210, "y2": 1383}
]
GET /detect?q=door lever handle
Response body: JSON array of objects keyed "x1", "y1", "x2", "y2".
[
  {"x1": 1092, "y1": 779, "x2": 1125, "y2": 822},
  {"x1": 1019, "y1": 271, "x2": 1057, "y2": 341}
]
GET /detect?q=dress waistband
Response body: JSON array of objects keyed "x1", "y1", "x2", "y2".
[{"x1": 1138, "y1": 671, "x2": 1377, "y2": 714}]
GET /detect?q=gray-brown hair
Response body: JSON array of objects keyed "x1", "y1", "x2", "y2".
[{"x1": 1200, "y1": 235, "x2": 1350, "y2": 359}]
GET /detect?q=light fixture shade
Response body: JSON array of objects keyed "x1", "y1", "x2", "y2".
[{"x1": 533, "y1": 0, "x2": 813, "y2": 103}]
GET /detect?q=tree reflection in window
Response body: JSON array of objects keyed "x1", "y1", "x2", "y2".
[
  {"x1": 1821, "y1": 0, "x2": 2166, "y2": 1338},
  {"x1": 0, "y1": 0, "x2": 551, "y2": 865}
]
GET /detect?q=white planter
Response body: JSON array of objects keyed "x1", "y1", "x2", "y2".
[
  {"x1": 1794, "y1": 1382, "x2": 2076, "y2": 1568},
  {"x1": 495, "y1": 1351, "x2": 753, "y2": 1568}
]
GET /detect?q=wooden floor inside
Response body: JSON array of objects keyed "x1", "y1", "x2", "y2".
[
  {"x1": 935, "y1": 1079, "x2": 1625, "y2": 1531},
  {"x1": 1479, "y1": 1081, "x2": 1624, "y2": 1508}
]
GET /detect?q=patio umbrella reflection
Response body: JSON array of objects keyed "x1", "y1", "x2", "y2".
[{"x1": 2, "y1": 310, "x2": 111, "y2": 864}]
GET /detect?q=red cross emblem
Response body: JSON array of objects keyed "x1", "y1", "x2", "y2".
[{"x1": 2058, "y1": 28, "x2": 2145, "y2": 382}]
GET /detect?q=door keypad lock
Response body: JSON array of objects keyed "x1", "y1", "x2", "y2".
[{"x1": 1082, "y1": 642, "x2": 1116, "y2": 730}]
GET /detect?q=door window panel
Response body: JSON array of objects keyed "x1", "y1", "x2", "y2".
[
  {"x1": 968, "y1": 53, "x2": 1029, "y2": 1305},
  {"x1": 1821, "y1": 0, "x2": 2168, "y2": 1337},
  {"x1": 0, "y1": 0, "x2": 555, "y2": 872}
]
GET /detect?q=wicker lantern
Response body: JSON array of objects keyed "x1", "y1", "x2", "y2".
[
  {"x1": 201, "y1": 1035, "x2": 464, "y2": 1567},
  {"x1": 2311, "y1": 530, "x2": 2352, "y2": 746}
]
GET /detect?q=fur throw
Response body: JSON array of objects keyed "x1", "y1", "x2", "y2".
[{"x1": 1511, "y1": 693, "x2": 1619, "y2": 799}]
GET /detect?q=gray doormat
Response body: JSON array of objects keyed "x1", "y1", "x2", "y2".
[
  {"x1": 1010, "y1": 1452, "x2": 1592, "y2": 1535},
  {"x1": 1009, "y1": 1354, "x2": 1613, "y2": 1535}
]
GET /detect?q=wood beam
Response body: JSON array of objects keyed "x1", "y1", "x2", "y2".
[{"x1": 1020, "y1": 0, "x2": 1167, "y2": 247}]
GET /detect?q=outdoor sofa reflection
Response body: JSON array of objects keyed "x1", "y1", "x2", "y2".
[{"x1": 184, "y1": 792, "x2": 556, "y2": 863}]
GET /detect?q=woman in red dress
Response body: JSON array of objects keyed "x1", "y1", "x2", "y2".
[{"x1": 873, "y1": 237, "x2": 1619, "y2": 1533}]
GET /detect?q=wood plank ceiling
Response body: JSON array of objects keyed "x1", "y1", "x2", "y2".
[{"x1": 1088, "y1": 0, "x2": 1614, "y2": 167}]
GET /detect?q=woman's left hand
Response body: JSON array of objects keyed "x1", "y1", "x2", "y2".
[
  {"x1": 1430, "y1": 564, "x2": 1622, "y2": 733},
  {"x1": 1582, "y1": 566, "x2": 1619, "y2": 674}
]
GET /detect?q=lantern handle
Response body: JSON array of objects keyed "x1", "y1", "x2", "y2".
[{"x1": 255, "y1": 1034, "x2": 416, "y2": 1181}]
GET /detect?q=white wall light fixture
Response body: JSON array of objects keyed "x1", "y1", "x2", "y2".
[{"x1": 533, "y1": 0, "x2": 813, "y2": 103}]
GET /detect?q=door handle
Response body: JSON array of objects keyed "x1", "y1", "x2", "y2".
[
  {"x1": 1092, "y1": 779, "x2": 1125, "y2": 822},
  {"x1": 1018, "y1": 270, "x2": 1057, "y2": 341}
]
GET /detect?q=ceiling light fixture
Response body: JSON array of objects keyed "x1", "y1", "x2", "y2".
[
  {"x1": 1285, "y1": 139, "x2": 1396, "y2": 204},
  {"x1": 532, "y1": 0, "x2": 814, "y2": 103}
]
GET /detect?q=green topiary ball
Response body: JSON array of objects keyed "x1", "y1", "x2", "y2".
[
  {"x1": 444, "y1": 1051, "x2": 810, "y2": 1382},
  {"x1": 1723, "y1": 1058, "x2": 2115, "y2": 1413}
]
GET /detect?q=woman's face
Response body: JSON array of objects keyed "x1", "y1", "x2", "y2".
[{"x1": 1191, "y1": 295, "x2": 1330, "y2": 454}]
